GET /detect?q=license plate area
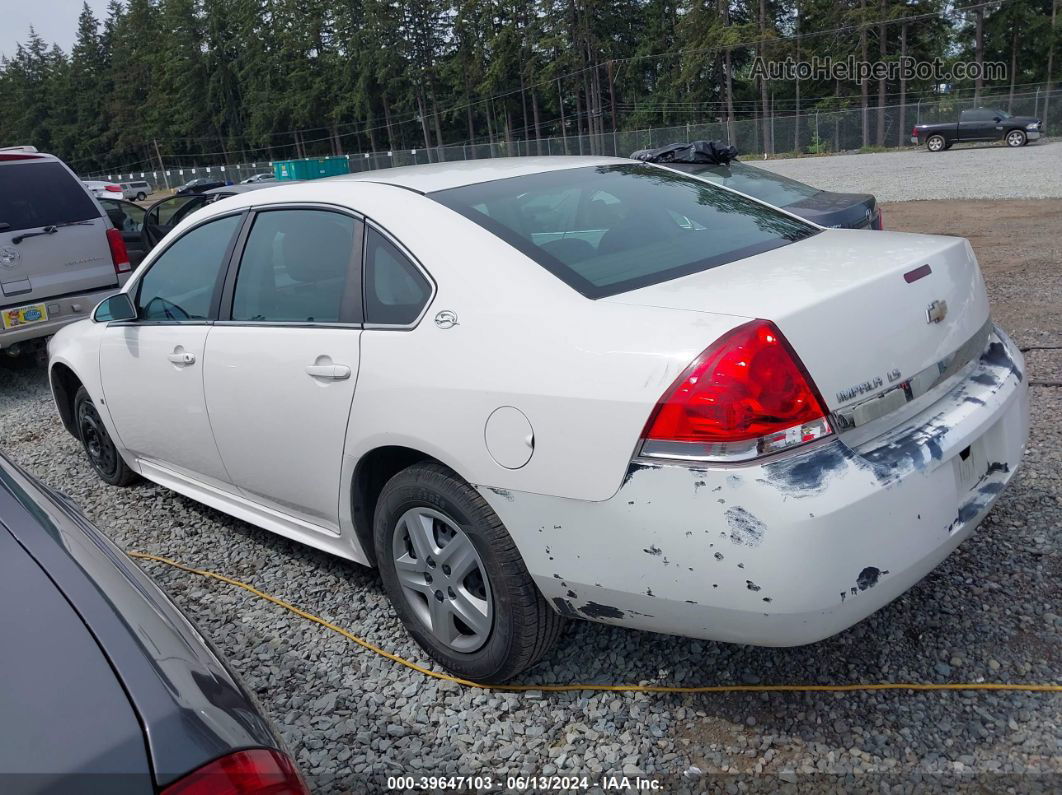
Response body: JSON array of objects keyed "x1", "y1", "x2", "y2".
[
  {"x1": 956, "y1": 439, "x2": 986, "y2": 492},
  {"x1": 2, "y1": 303, "x2": 48, "y2": 330}
]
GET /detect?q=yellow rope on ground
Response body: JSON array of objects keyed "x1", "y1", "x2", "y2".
[{"x1": 128, "y1": 551, "x2": 1062, "y2": 695}]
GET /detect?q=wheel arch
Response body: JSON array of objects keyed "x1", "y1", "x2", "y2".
[
  {"x1": 350, "y1": 445, "x2": 453, "y2": 566},
  {"x1": 49, "y1": 362, "x2": 84, "y2": 438}
]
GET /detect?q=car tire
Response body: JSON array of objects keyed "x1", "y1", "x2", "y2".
[
  {"x1": 926, "y1": 134, "x2": 946, "y2": 152},
  {"x1": 374, "y1": 461, "x2": 565, "y2": 683},
  {"x1": 74, "y1": 386, "x2": 139, "y2": 487},
  {"x1": 1006, "y1": 129, "x2": 1027, "y2": 148},
  {"x1": 136, "y1": 192, "x2": 147, "y2": 201}
]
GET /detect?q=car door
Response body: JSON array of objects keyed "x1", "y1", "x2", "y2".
[
  {"x1": 958, "y1": 109, "x2": 994, "y2": 141},
  {"x1": 142, "y1": 194, "x2": 211, "y2": 250},
  {"x1": 202, "y1": 207, "x2": 365, "y2": 530},
  {"x1": 99, "y1": 198, "x2": 148, "y2": 266},
  {"x1": 99, "y1": 212, "x2": 243, "y2": 488}
]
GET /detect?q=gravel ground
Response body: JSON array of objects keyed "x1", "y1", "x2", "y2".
[
  {"x1": 1, "y1": 200, "x2": 1060, "y2": 792},
  {"x1": 758, "y1": 139, "x2": 1062, "y2": 201}
]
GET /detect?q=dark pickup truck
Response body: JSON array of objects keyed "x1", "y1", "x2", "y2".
[{"x1": 912, "y1": 108, "x2": 1043, "y2": 151}]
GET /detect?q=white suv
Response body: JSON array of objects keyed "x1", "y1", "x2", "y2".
[
  {"x1": 1, "y1": 148, "x2": 132, "y2": 355},
  {"x1": 120, "y1": 180, "x2": 151, "y2": 201}
]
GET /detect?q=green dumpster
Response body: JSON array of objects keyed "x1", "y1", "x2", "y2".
[{"x1": 273, "y1": 156, "x2": 350, "y2": 181}]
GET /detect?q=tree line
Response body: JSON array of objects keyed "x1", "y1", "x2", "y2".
[{"x1": 0, "y1": 0, "x2": 1057, "y2": 174}]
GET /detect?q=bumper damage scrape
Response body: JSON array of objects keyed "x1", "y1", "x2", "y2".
[
  {"x1": 478, "y1": 330, "x2": 1025, "y2": 646},
  {"x1": 763, "y1": 328, "x2": 1025, "y2": 495}
]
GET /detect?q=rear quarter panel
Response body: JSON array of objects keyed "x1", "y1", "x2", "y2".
[{"x1": 323, "y1": 183, "x2": 748, "y2": 503}]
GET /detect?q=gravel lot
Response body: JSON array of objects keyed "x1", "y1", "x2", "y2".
[
  {"x1": 759, "y1": 139, "x2": 1062, "y2": 202},
  {"x1": 1, "y1": 199, "x2": 1060, "y2": 792}
]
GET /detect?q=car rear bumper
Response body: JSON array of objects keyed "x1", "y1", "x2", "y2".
[
  {"x1": 0, "y1": 281, "x2": 127, "y2": 349},
  {"x1": 480, "y1": 326, "x2": 1028, "y2": 646}
]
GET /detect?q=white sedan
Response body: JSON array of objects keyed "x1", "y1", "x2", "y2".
[{"x1": 47, "y1": 157, "x2": 1028, "y2": 683}]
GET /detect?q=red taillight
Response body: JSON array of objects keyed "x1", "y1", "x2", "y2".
[
  {"x1": 0, "y1": 153, "x2": 42, "y2": 161},
  {"x1": 641, "y1": 319, "x2": 831, "y2": 461},
  {"x1": 161, "y1": 749, "x2": 308, "y2": 795},
  {"x1": 106, "y1": 227, "x2": 132, "y2": 273},
  {"x1": 105, "y1": 184, "x2": 122, "y2": 192},
  {"x1": 911, "y1": 127, "x2": 918, "y2": 137}
]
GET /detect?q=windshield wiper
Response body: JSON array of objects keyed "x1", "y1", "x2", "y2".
[{"x1": 12, "y1": 219, "x2": 93, "y2": 244}]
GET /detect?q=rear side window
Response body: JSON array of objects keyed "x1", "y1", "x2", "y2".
[
  {"x1": 231, "y1": 209, "x2": 360, "y2": 323},
  {"x1": 136, "y1": 214, "x2": 240, "y2": 321},
  {"x1": 363, "y1": 228, "x2": 431, "y2": 325},
  {"x1": 0, "y1": 161, "x2": 100, "y2": 233},
  {"x1": 430, "y1": 164, "x2": 816, "y2": 298}
]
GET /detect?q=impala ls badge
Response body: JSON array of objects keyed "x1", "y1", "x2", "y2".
[{"x1": 926, "y1": 299, "x2": 948, "y2": 324}]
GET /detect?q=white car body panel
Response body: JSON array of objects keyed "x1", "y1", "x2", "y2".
[
  {"x1": 202, "y1": 326, "x2": 361, "y2": 530},
  {"x1": 99, "y1": 324, "x2": 233, "y2": 488},
  {"x1": 47, "y1": 157, "x2": 1029, "y2": 648}
]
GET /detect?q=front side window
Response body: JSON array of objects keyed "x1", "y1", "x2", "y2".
[
  {"x1": 363, "y1": 228, "x2": 431, "y2": 325},
  {"x1": 431, "y1": 164, "x2": 817, "y2": 298},
  {"x1": 146, "y1": 195, "x2": 209, "y2": 228},
  {"x1": 231, "y1": 209, "x2": 359, "y2": 323},
  {"x1": 101, "y1": 199, "x2": 144, "y2": 232},
  {"x1": 136, "y1": 214, "x2": 241, "y2": 320}
]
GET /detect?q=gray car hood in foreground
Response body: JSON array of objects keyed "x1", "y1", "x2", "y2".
[
  {"x1": 0, "y1": 456, "x2": 281, "y2": 789},
  {"x1": 0, "y1": 524, "x2": 152, "y2": 794}
]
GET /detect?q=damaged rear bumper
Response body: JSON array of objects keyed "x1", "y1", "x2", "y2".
[{"x1": 478, "y1": 327, "x2": 1028, "y2": 646}]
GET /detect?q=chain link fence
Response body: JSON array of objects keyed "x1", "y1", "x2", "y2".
[{"x1": 87, "y1": 86, "x2": 1061, "y2": 194}]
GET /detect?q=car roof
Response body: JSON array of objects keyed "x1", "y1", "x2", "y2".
[
  {"x1": 332, "y1": 155, "x2": 632, "y2": 194},
  {"x1": 204, "y1": 183, "x2": 280, "y2": 195}
]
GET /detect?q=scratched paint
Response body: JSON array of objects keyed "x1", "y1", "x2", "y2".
[{"x1": 724, "y1": 506, "x2": 766, "y2": 547}]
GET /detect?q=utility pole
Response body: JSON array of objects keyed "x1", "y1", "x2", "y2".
[
  {"x1": 153, "y1": 138, "x2": 170, "y2": 191},
  {"x1": 1045, "y1": 0, "x2": 1058, "y2": 125}
]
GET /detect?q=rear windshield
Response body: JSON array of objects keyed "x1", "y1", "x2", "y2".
[
  {"x1": 0, "y1": 161, "x2": 101, "y2": 233},
  {"x1": 430, "y1": 164, "x2": 816, "y2": 298},
  {"x1": 675, "y1": 161, "x2": 821, "y2": 207}
]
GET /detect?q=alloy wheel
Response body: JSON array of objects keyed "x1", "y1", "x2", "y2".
[
  {"x1": 391, "y1": 507, "x2": 493, "y2": 653},
  {"x1": 1006, "y1": 131, "x2": 1025, "y2": 147}
]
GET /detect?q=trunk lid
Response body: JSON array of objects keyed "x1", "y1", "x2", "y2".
[
  {"x1": 604, "y1": 229, "x2": 990, "y2": 412},
  {"x1": 0, "y1": 158, "x2": 117, "y2": 307},
  {"x1": 783, "y1": 191, "x2": 877, "y2": 229}
]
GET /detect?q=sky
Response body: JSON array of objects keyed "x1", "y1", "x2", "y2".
[{"x1": 0, "y1": 0, "x2": 111, "y2": 60}]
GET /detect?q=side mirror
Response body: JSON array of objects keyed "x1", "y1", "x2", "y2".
[
  {"x1": 993, "y1": 116, "x2": 1002, "y2": 123},
  {"x1": 93, "y1": 293, "x2": 136, "y2": 323}
]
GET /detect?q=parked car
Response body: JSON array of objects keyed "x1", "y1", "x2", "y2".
[
  {"x1": 49, "y1": 157, "x2": 1028, "y2": 683},
  {"x1": 140, "y1": 183, "x2": 285, "y2": 250},
  {"x1": 82, "y1": 179, "x2": 124, "y2": 199},
  {"x1": 175, "y1": 176, "x2": 228, "y2": 195},
  {"x1": 0, "y1": 451, "x2": 307, "y2": 794},
  {"x1": 120, "y1": 179, "x2": 152, "y2": 201},
  {"x1": 633, "y1": 141, "x2": 883, "y2": 229},
  {"x1": 99, "y1": 197, "x2": 149, "y2": 266},
  {"x1": 912, "y1": 108, "x2": 1044, "y2": 151},
  {"x1": 1, "y1": 149, "x2": 131, "y2": 357},
  {"x1": 242, "y1": 173, "x2": 277, "y2": 184}
]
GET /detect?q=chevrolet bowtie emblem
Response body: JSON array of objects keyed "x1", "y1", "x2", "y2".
[{"x1": 926, "y1": 299, "x2": 948, "y2": 324}]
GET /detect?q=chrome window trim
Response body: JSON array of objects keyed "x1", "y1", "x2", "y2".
[{"x1": 360, "y1": 218, "x2": 437, "y2": 331}]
